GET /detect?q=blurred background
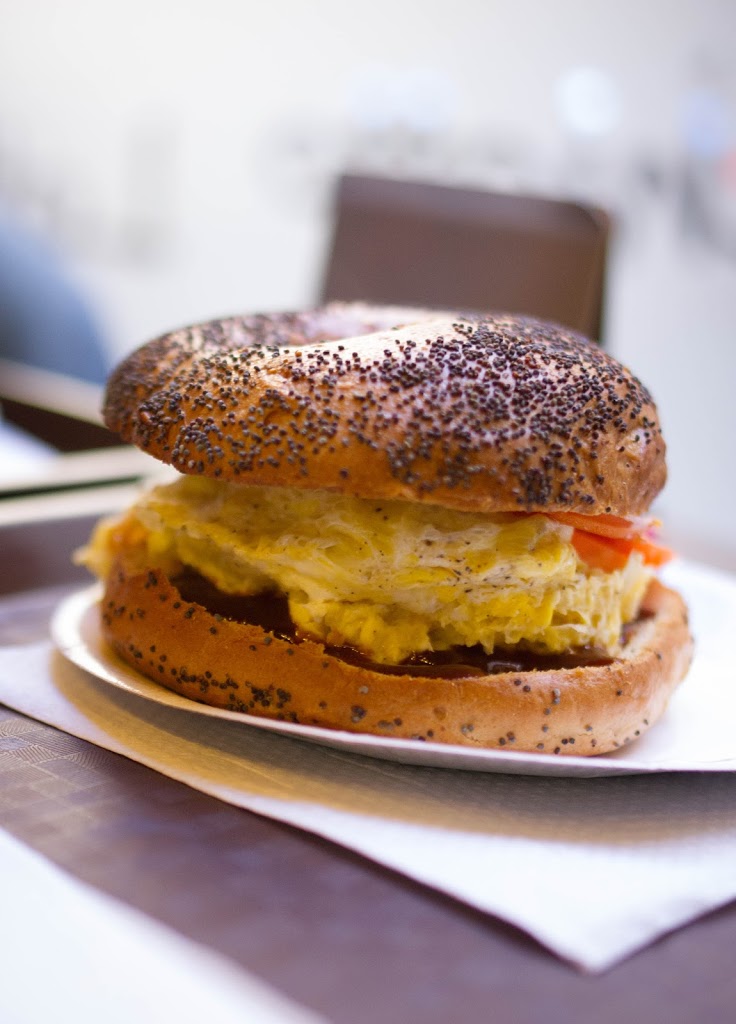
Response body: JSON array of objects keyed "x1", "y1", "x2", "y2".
[{"x1": 1, "y1": 0, "x2": 734, "y2": 560}]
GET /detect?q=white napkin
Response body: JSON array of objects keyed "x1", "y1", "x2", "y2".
[
  {"x1": 2, "y1": 588, "x2": 736, "y2": 974},
  {"x1": 0, "y1": 827, "x2": 325, "y2": 1024}
]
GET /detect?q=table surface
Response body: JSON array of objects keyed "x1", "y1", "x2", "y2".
[{"x1": 2, "y1": 508, "x2": 736, "y2": 1024}]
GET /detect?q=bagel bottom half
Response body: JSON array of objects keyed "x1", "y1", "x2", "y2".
[{"x1": 98, "y1": 561, "x2": 693, "y2": 756}]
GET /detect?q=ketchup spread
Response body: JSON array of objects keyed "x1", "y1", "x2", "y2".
[{"x1": 172, "y1": 569, "x2": 617, "y2": 679}]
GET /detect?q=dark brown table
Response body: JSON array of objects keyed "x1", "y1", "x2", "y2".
[{"x1": 2, "y1": 508, "x2": 735, "y2": 1023}]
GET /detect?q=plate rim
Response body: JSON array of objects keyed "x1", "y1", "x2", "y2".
[{"x1": 50, "y1": 583, "x2": 736, "y2": 779}]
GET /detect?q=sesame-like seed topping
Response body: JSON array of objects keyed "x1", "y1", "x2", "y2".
[{"x1": 102, "y1": 302, "x2": 666, "y2": 516}]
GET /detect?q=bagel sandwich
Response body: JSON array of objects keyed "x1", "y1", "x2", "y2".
[{"x1": 79, "y1": 303, "x2": 693, "y2": 755}]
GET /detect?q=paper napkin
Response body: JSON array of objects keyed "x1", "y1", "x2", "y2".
[{"x1": 0, "y1": 817, "x2": 325, "y2": 1024}]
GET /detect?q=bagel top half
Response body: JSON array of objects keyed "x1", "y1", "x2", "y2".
[{"x1": 103, "y1": 303, "x2": 666, "y2": 517}]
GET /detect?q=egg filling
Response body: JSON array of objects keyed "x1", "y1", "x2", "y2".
[{"x1": 83, "y1": 476, "x2": 653, "y2": 665}]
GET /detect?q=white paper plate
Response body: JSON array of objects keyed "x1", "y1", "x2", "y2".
[{"x1": 51, "y1": 560, "x2": 736, "y2": 778}]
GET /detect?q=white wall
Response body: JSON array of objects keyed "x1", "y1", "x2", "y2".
[{"x1": 1, "y1": 0, "x2": 735, "y2": 559}]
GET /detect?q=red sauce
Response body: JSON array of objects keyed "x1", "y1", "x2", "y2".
[{"x1": 172, "y1": 569, "x2": 617, "y2": 678}]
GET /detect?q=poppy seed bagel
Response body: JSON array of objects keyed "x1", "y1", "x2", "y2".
[
  {"x1": 103, "y1": 303, "x2": 666, "y2": 517},
  {"x1": 79, "y1": 302, "x2": 691, "y2": 757}
]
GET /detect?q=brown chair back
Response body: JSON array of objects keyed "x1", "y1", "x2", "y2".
[{"x1": 321, "y1": 174, "x2": 611, "y2": 342}]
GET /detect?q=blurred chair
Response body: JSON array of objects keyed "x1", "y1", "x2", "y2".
[{"x1": 321, "y1": 174, "x2": 611, "y2": 343}]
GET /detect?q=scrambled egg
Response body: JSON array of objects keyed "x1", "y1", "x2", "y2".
[{"x1": 83, "y1": 476, "x2": 653, "y2": 664}]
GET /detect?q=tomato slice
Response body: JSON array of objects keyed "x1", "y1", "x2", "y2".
[
  {"x1": 547, "y1": 511, "x2": 637, "y2": 540},
  {"x1": 543, "y1": 509, "x2": 673, "y2": 571},
  {"x1": 631, "y1": 534, "x2": 674, "y2": 567},
  {"x1": 570, "y1": 528, "x2": 673, "y2": 571},
  {"x1": 571, "y1": 531, "x2": 634, "y2": 571}
]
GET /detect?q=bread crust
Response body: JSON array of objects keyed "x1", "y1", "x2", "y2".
[
  {"x1": 103, "y1": 303, "x2": 666, "y2": 517},
  {"x1": 100, "y1": 566, "x2": 692, "y2": 756}
]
